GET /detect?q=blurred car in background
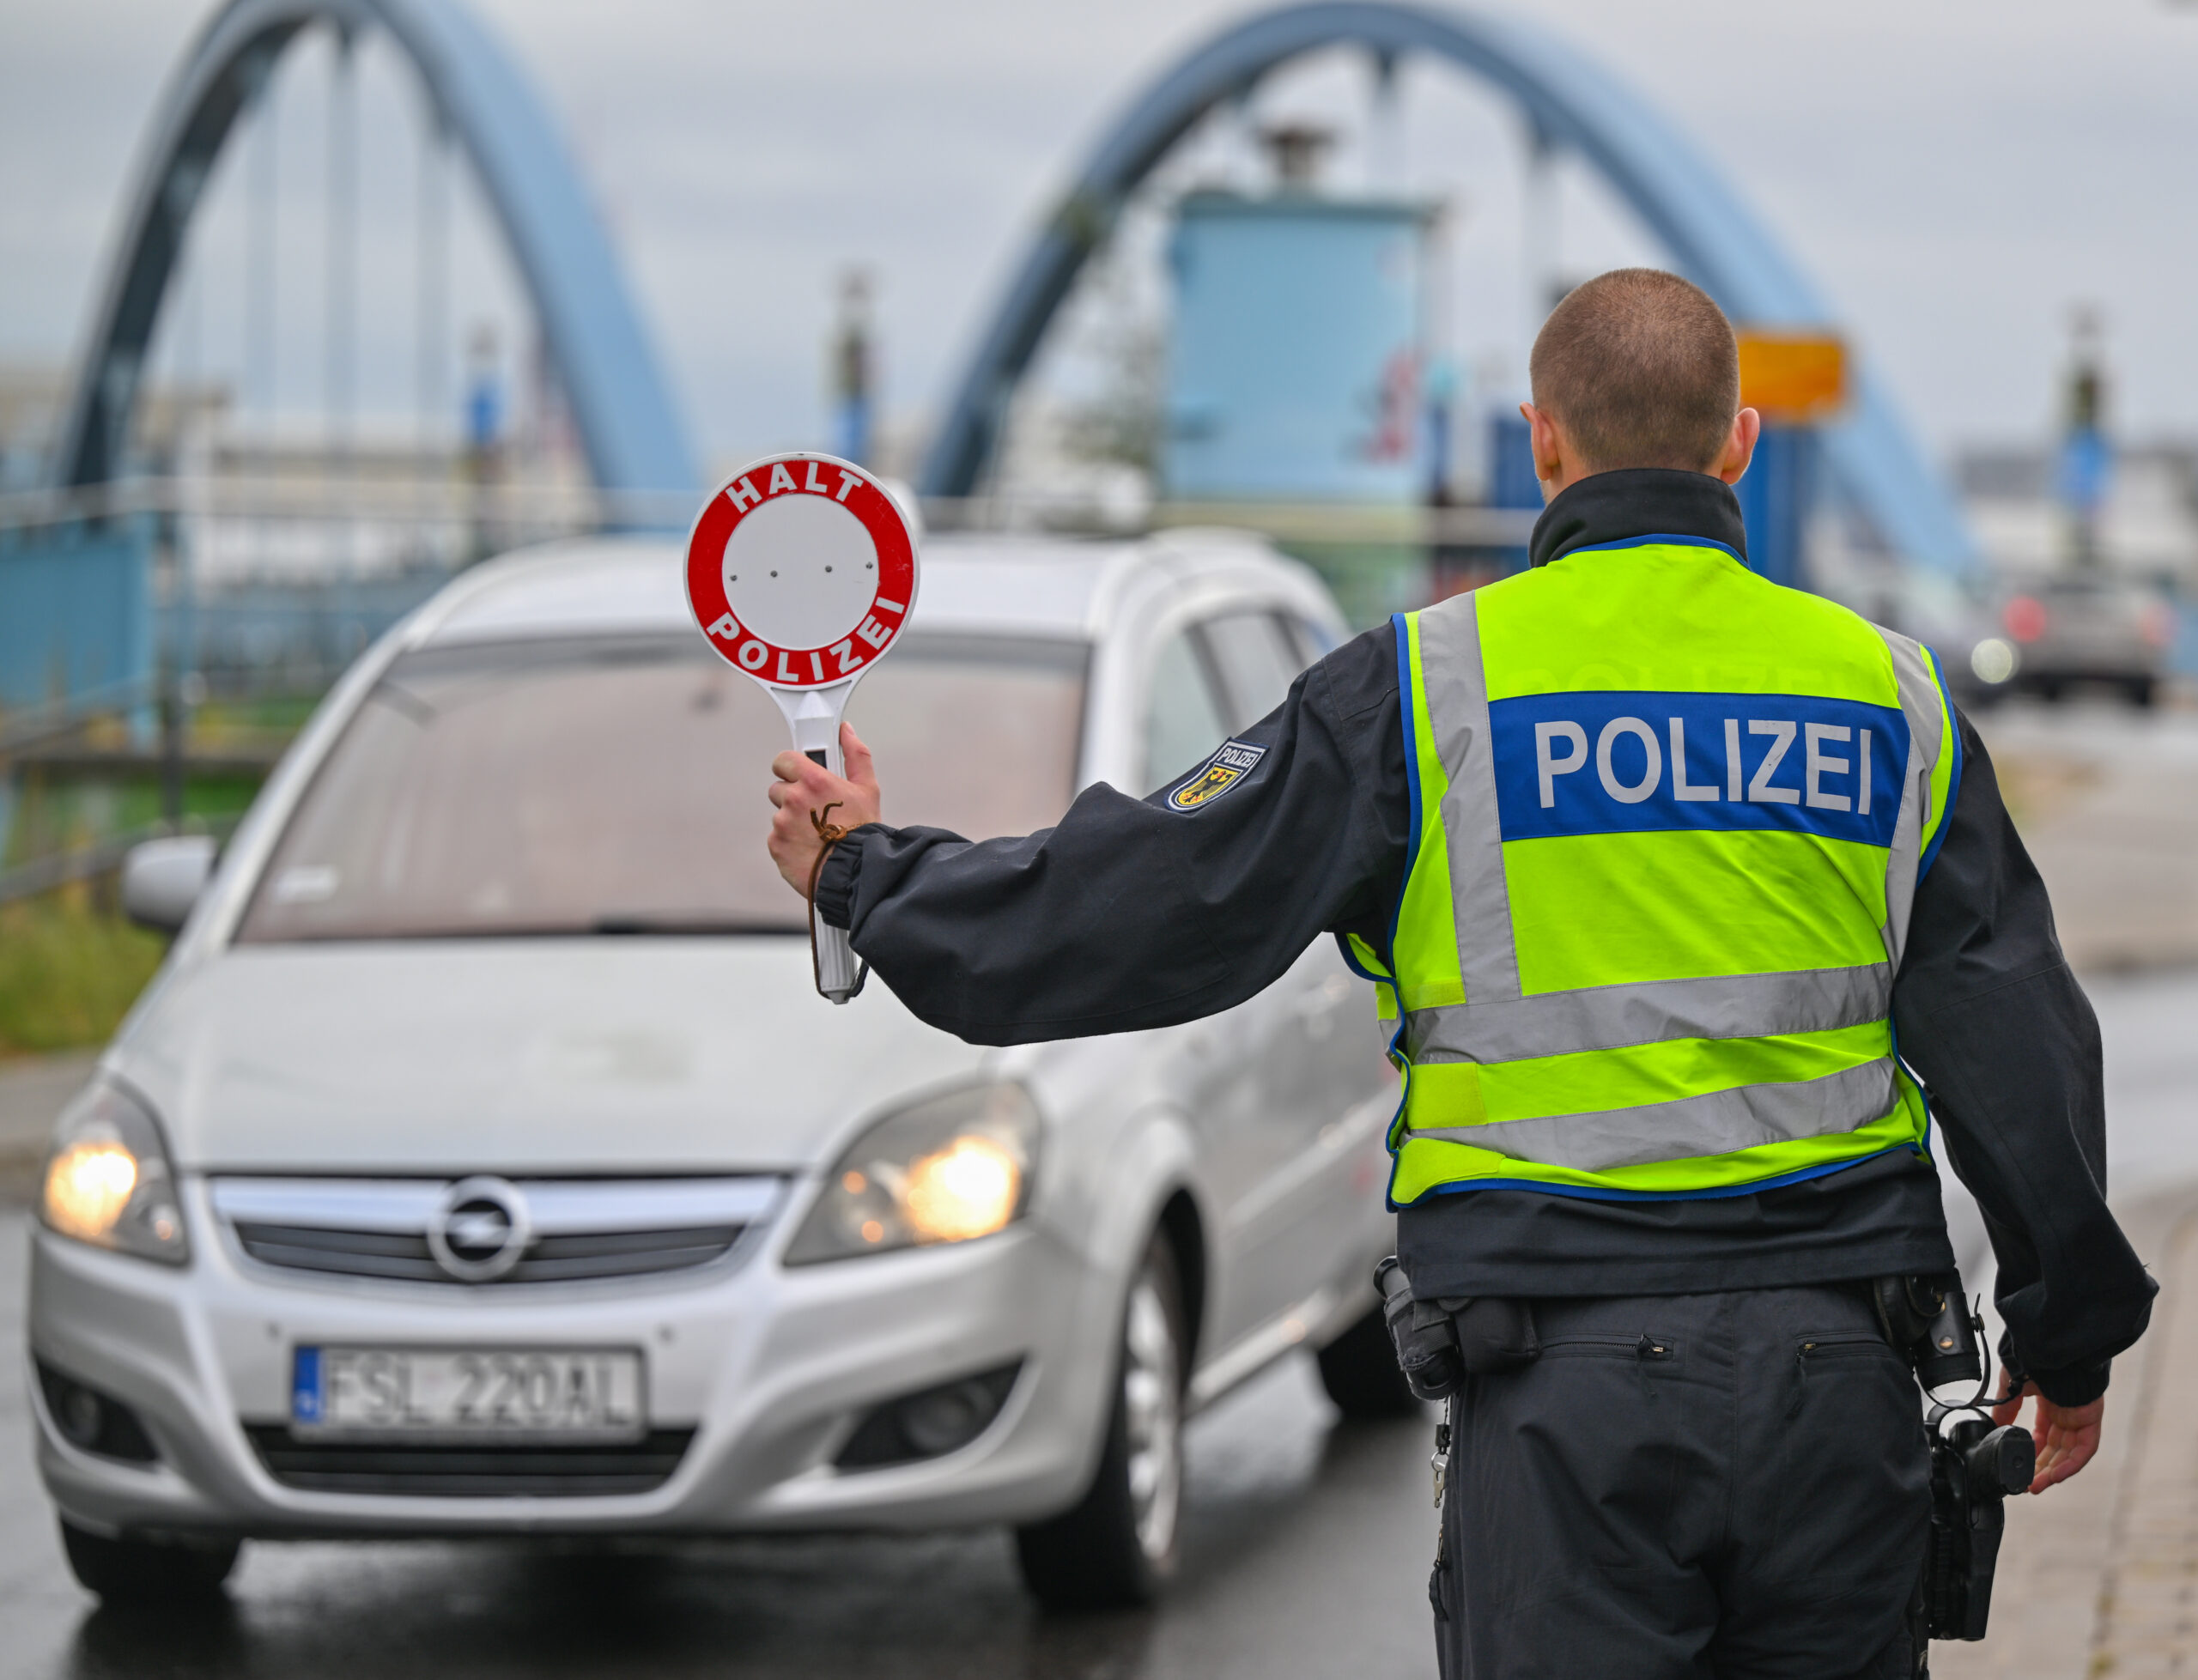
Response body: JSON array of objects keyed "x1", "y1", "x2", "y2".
[
  {"x1": 1994, "y1": 573, "x2": 2176, "y2": 707},
  {"x1": 1815, "y1": 564, "x2": 2019, "y2": 709},
  {"x1": 28, "y1": 529, "x2": 1404, "y2": 1613}
]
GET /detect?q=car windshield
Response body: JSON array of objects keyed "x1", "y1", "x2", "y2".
[{"x1": 237, "y1": 632, "x2": 1088, "y2": 942}]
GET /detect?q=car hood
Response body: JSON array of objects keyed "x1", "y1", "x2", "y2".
[{"x1": 117, "y1": 940, "x2": 992, "y2": 1174}]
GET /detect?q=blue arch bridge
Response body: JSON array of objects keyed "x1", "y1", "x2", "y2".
[{"x1": 3, "y1": 0, "x2": 1975, "y2": 749}]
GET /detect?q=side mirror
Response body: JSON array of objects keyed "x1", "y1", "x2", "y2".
[{"x1": 121, "y1": 835, "x2": 217, "y2": 934}]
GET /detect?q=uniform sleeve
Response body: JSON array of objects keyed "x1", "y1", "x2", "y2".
[
  {"x1": 1891, "y1": 713, "x2": 2155, "y2": 1407},
  {"x1": 813, "y1": 626, "x2": 1409, "y2": 1046}
]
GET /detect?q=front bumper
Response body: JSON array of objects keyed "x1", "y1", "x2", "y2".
[{"x1": 28, "y1": 1180, "x2": 1117, "y2": 1541}]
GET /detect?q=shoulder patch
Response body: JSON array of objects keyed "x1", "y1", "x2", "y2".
[{"x1": 1166, "y1": 739, "x2": 1267, "y2": 813}]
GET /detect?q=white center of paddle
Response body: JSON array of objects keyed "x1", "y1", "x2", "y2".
[{"x1": 720, "y1": 494, "x2": 881, "y2": 651}]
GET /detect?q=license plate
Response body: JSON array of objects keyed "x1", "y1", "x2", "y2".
[{"x1": 291, "y1": 1346, "x2": 646, "y2": 1440}]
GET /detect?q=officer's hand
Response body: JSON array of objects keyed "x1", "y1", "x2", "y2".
[
  {"x1": 768, "y1": 721, "x2": 882, "y2": 900},
  {"x1": 1991, "y1": 1377, "x2": 2104, "y2": 1493}
]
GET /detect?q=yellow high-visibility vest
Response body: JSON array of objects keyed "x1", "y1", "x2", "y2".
[{"x1": 1346, "y1": 536, "x2": 1959, "y2": 1206}]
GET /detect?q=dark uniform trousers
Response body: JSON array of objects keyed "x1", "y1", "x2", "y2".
[{"x1": 1434, "y1": 1284, "x2": 1930, "y2": 1679}]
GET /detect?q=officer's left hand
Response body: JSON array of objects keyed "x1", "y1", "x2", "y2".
[
  {"x1": 768, "y1": 721, "x2": 882, "y2": 899},
  {"x1": 1991, "y1": 1377, "x2": 2104, "y2": 1494}
]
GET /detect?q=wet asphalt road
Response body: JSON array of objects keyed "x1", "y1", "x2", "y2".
[
  {"x1": 5, "y1": 966, "x2": 2192, "y2": 1679},
  {"x1": 0, "y1": 1203, "x2": 1441, "y2": 1680}
]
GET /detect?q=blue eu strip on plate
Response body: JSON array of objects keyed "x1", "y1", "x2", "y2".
[{"x1": 292, "y1": 1347, "x2": 323, "y2": 1424}]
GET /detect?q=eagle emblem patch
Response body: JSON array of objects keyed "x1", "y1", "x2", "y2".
[{"x1": 1167, "y1": 740, "x2": 1267, "y2": 812}]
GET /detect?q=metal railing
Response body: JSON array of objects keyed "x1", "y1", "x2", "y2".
[
  {"x1": 0, "y1": 473, "x2": 1542, "y2": 549},
  {"x1": 0, "y1": 814, "x2": 240, "y2": 908},
  {"x1": 0, "y1": 473, "x2": 687, "y2": 538},
  {"x1": 0, "y1": 471, "x2": 1540, "y2": 909}
]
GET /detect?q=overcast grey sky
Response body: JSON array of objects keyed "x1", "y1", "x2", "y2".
[{"x1": 3, "y1": 0, "x2": 2197, "y2": 469}]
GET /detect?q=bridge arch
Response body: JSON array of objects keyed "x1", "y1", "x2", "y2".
[
  {"x1": 52, "y1": 0, "x2": 696, "y2": 512},
  {"x1": 920, "y1": 0, "x2": 1974, "y2": 572}
]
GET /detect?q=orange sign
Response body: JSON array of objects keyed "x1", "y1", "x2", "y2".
[{"x1": 1737, "y1": 332, "x2": 1847, "y2": 422}]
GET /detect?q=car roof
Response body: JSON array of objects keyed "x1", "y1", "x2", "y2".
[{"x1": 406, "y1": 528, "x2": 1321, "y2": 652}]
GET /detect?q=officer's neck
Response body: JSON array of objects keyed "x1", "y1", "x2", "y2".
[{"x1": 1527, "y1": 469, "x2": 1750, "y2": 569}]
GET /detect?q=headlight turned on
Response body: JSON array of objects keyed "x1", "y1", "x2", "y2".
[
  {"x1": 1970, "y1": 637, "x2": 2019, "y2": 686},
  {"x1": 39, "y1": 1081, "x2": 189, "y2": 1265},
  {"x1": 785, "y1": 1083, "x2": 1040, "y2": 1265}
]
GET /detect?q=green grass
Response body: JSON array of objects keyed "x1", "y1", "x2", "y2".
[{"x1": 0, "y1": 891, "x2": 167, "y2": 1058}]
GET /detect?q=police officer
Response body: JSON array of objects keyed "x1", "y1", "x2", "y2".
[{"x1": 767, "y1": 269, "x2": 2154, "y2": 1676}]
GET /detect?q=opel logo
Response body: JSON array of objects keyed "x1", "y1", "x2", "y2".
[{"x1": 426, "y1": 1177, "x2": 531, "y2": 1283}]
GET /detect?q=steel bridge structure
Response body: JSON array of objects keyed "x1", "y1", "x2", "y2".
[
  {"x1": 47, "y1": 0, "x2": 697, "y2": 513},
  {"x1": 49, "y1": 0, "x2": 1971, "y2": 568},
  {"x1": 917, "y1": 0, "x2": 1976, "y2": 572}
]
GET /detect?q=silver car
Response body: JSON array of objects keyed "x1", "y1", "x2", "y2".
[
  {"x1": 1813, "y1": 565, "x2": 2018, "y2": 709},
  {"x1": 27, "y1": 528, "x2": 1404, "y2": 1611},
  {"x1": 1996, "y1": 573, "x2": 2176, "y2": 707}
]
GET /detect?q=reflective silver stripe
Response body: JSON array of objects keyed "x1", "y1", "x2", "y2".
[
  {"x1": 1401, "y1": 963, "x2": 1891, "y2": 1065},
  {"x1": 1404, "y1": 1057, "x2": 1901, "y2": 1173},
  {"x1": 1876, "y1": 628, "x2": 1945, "y2": 973},
  {"x1": 1412, "y1": 595, "x2": 1521, "y2": 1004}
]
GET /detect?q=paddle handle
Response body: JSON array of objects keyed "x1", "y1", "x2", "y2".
[{"x1": 795, "y1": 706, "x2": 864, "y2": 1005}]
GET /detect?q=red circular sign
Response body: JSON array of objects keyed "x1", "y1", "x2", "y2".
[{"x1": 683, "y1": 452, "x2": 918, "y2": 689}]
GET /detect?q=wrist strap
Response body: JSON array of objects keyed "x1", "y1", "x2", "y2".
[{"x1": 805, "y1": 804, "x2": 869, "y2": 1001}]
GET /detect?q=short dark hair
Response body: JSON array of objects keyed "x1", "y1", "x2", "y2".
[{"x1": 1528, "y1": 269, "x2": 1740, "y2": 474}]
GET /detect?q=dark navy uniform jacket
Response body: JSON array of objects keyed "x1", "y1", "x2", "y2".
[{"x1": 817, "y1": 469, "x2": 2153, "y2": 1407}]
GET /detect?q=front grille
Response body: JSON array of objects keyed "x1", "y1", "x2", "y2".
[
  {"x1": 210, "y1": 1177, "x2": 782, "y2": 1287},
  {"x1": 245, "y1": 1424, "x2": 695, "y2": 1496},
  {"x1": 231, "y1": 1222, "x2": 746, "y2": 1284}
]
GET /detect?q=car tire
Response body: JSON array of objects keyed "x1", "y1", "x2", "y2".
[
  {"x1": 1015, "y1": 1233, "x2": 1186, "y2": 1611},
  {"x1": 59, "y1": 1521, "x2": 239, "y2": 1604},
  {"x1": 2128, "y1": 676, "x2": 2158, "y2": 709},
  {"x1": 1315, "y1": 1301, "x2": 1424, "y2": 1420}
]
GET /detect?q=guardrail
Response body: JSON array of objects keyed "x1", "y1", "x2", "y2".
[
  {"x1": 920, "y1": 494, "x2": 1541, "y2": 548},
  {"x1": 0, "y1": 815, "x2": 240, "y2": 909},
  {"x1": 0, "y1": 674, "x2": 161, "y2": 760},
  {"x1": 0, "y1": 473, "x2": 1539, "y2": 911},
  {"x1": 0, "y1": 474, "x2": 683, "y2": 538},
  {"x1": 0, "y1": 474, "x2": 1542, "y2": 549},
  {"x1": 0, "y1": 654, "x2": 326, "y2": 914}
]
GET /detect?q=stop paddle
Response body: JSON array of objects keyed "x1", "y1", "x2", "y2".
[{"x1": 683, "y1": 451, "x2": 920, "y2": 1001}]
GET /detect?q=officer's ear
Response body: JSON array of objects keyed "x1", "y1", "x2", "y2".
[
  {"x1": 1520, "y1": 401, "x2": 1571, "y2": 502},
  {"x1": 1711, "y1": 407, "x2": 1763, "y2": 486}
]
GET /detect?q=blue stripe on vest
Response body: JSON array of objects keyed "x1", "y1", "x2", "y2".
[{"x1": 1490, "y1": 690, "x2": 1910, "y2": 846}]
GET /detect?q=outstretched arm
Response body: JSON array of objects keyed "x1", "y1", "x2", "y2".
[
  {"x1": 764, "y1": 628, "x2": 1409, "y2": 1046},
  {"x1": 1893, "y1": 715, "x2": 2155, "y2": 1462}
]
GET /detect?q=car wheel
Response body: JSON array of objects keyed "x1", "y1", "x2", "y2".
[
  {"x1": 1015, "y1": 1234, "x2": 1186, "y2": 1611},
  {"x1": 1315, "y1": 1300, "x2": 1424, "y2": 1420},
  {"x1": 2037, "y1": 676, "x2": 2064, "y2": 703},
  {"x1": 2128, "y1": 676, "x2": 2158, "y2": 709},
  {"x1": 59, "y1": 1521, "x2": 239, "y2": 1604}
]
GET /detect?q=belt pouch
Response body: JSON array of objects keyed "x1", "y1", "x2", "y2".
[{"x1": 1454, "y1": 1298, "x2": 1539, "y2": 1374}]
